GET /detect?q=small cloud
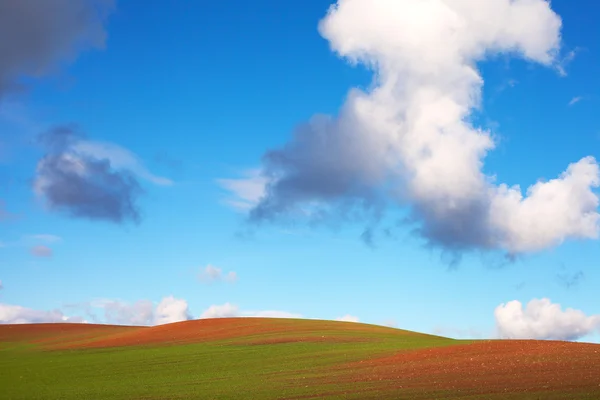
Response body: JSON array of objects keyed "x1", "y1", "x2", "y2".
[
  {"x1": 568, "y1": 96, "x2": 583, "y2": 106},
  {"x1": 495, "y1": 298, "x2": 600, "y2": 341},
  {"x1": 199, "y1": 265, "x2": 238, "y2": 283},
  {"x1": 226, "y1": 271, "x2": 238, "y2": 282},
  {"x1": 30, "y1": 245, "x2": 52, "y2": 258},
  {"x1": 154, "y1": 296, "x2": 192, "y2": 325},
  {"x1": 336, "y1": 315, "x2": 360, "y2": 323},
  {"x1": 0, "y1": 280, "x2": 3, "y2": 290},
  {"x1": 33, "y1": 126, "x2": 171, "y2": 224}
]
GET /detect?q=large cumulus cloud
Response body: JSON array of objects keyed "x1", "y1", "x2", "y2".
[{"x1": 223, "y1": 0, "x2": 599, "y2": 256}]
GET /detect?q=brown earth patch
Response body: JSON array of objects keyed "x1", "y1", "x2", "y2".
[
  {"x1": 58, "y1": 318, "x2": 424, "y2": 349},
  {"x1": 323, "y1": 340, "x2": 600, "y2": 397},
  {"x1": 0, "y1": 323, "x2": 141, "y2": 348}
]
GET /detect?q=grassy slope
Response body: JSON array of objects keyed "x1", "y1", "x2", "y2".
[{"x1": 1, "y1": 319, "x2": 599, "y2": 400}]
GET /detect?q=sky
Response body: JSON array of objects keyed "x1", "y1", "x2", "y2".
[{"x1": 0, "y1": 0, "x2": 599, "y2": 342}]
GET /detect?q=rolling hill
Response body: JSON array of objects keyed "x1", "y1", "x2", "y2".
[{"x1": 1, "y1": 318, "x2": 599, "y2": 399}]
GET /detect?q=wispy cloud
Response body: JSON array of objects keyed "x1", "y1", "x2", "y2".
[
  {"x1": 198, "y1": 265, "x2": 238, "y2": 283},
  {"x1": 556, "y1": 48, "x2": 581, "y2": 77},
  {"x1": 0, "y1": 234, "x2": 62, "y2": 251},
  {"x1": 217, "y1": 169, "x2": 267, "y2": 211},
  {"x1": 568, "y1": 96, "x2": 584, "y2": 106},
  {"x1": 73, "y1": 141, "x2": 173, "y2": 186},
  {"x1": 26, "y1": 234, "x2": 62, "y2": 243}
]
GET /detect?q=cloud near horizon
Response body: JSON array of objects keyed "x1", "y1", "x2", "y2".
[
  {"x1": 198, "y1": 303, "x2": 302, "y2": 319},
  {"x1": 495, "y1": 298, "x2": 600, "y2": 341},
  {"x1": 92, "y1": 296, "x2": 191, "y2": 326},
  {"x1": 33, "y1": 126, "x2": 171, "y2": 224},
  {"x1": 336, "y1": 314, "x2": 360, "y2": 323},
  {"x1": 0, "y1": 298, "x2": 300, "y2": 326},
  {"x1": 222, "y1": 0, "x2": 599, "y2": 257},
  {"x1": 0, "y1": 0, "x2": 113, "y2": 99},
  {"x1": 0, "y1": 303, "x2": 85, "y2": 324}
]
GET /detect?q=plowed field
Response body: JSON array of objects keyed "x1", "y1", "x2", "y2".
[{"x1": 1, "y1": 318, "x2": 598, "y2": 399}]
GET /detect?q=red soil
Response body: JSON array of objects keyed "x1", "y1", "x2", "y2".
[
  {"x1": 0, "y1": 323, "x2": 141, "y2": 347},
  {"x1": 57, "y1": 318, "x2": 415, "y2": 349},
  {"x1": 328, "y1": 340, "x2": 600, "y2": 396}
]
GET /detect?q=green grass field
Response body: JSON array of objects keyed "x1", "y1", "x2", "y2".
[{"x1": 1, "y1": 318, "x2": 599, "y2": 399}]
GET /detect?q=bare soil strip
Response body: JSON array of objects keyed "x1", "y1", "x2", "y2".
[{"x1": 324, "y1": 340, "x2": 600, "y2": 396}]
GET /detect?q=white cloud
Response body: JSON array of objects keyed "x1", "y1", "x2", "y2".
[
  {"x1": 225, "y1": 0, "x2": 599, "y2": 256},
  {"x1": 0, "y1": 296, "x2": 189, "y2": 327},
  {"x1": 495, "y1": 298, "x2": 600, "y2": 341},
  {"x1": 0, "y1": 280, "x2": 3, "y2": 290},
  {"x1": 93, "y1": 296, "x2": 191, "y2": 326},
  {"x1": 199, "y1": 265, "x2": 238, "y2": 283},
  {"x1": 199, "y1": 303, "x2": 301, "y2": 319},
  {"x1": 0, "y1": 303, "x2": 84, "y2": 324},
  {"x1": 153, "y1": 296, "x2": 192, "y2": 325},
  {"x1": 199, "y1": 303, "x2": 239, "y2": 319},
  {"x1": 96, "y1": 299, "x2": 155, "y2": 326},
  {"x1": 336, "y1": 314, "x2": 360, "y2": 323}
]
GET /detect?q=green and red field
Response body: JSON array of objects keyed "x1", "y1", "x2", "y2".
[{"x1": 1, "y1": 318, "x2": 599, "y2": 399}]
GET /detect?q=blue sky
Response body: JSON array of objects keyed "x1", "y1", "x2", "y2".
[{"x1": 1, "y1": 0, "x2": 599, "y2": 342}]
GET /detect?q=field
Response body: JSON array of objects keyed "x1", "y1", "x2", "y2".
[{"x1": 1, "y1": 318, "x2": 599, "y2": 399}]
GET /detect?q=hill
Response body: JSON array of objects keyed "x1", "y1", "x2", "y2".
[{"x1": 1, "y1": 318, "x2": 599, "y2": 399}]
